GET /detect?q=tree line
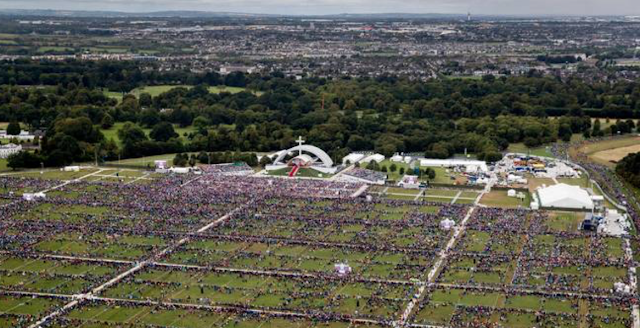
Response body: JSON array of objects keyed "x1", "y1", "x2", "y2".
[{"x1": 3, "y1": 59, "x2": 640, "y2": 169}]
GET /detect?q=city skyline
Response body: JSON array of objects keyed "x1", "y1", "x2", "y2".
[{"x1": 0, "y1": 0, "x2": 639, "y2": 16}]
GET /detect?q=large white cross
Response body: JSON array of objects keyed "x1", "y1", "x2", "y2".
[{"x1": 296, "y1": 136, "x2": 305, "y2": 156}]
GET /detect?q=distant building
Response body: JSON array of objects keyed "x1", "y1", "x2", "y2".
[
  {"x1": 0, "y1": 130, "x2": 36, "y2": 141},
  {"x1": 0, "y1": 144, "x2": 22, "y2": 159},
  {"x1": 219, "y1": 65, "x2": 257, "y2": 75}
]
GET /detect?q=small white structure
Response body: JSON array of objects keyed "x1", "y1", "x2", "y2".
[
  {"x1": 390, "y1": 155, "x2": 404, "y2": 162},
  {"x1": 440, "y1": 218, "x2": 456, "y2": 231},
  {"x1": 0, "y1": 143, "x2": 22, "y2": 159},
  {"x1": 360, "y1": 153, "x2": 385, "y2": 164},
  {"x1": 169, "y1": 167, "x2": 190, "y2": 174},
  {"x1": 398, "y1": 175, "x2": 420, "y2": 189},
  {"x1": 507, "y1": 189, "x2": 517, "y2": 197},
  {"x1": 342, "y1": 153, "x2": 365, "y2": 165},
  {"x1": 614, "y1": 282, "x2": 632, "y2": 294},
  {"x1": 63, "y1": 166, "x2": 80, "y2": 172},
  {"x1": 420, "y1": 159, "x2": 488, "y2": 173},
  {"x1": 507, "y1": 174, "x2": 528, "y2": 185},
  {"x1": 154, "y1": 160, "x2": 168, "y2": 170},
  {"x1": 23, "y1": 192, "x2": 46, "y2": 201},
  {"x1": 334, "y1": 263, "x2": 352, "y2": 276},
  {"x1": 537, "y1": 183, "x2": 594, "y2": 210}
]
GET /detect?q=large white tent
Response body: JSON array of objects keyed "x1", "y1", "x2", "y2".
[{"x1": 537, "y1": 183, "x2": 594, "y2": 210}]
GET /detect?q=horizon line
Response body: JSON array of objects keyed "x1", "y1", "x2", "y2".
[{"x1": 0, "y1": 8, "x2": 638, "y2": 18}]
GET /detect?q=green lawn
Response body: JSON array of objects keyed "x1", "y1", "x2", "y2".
[
  {"x1": 103, "y1": 85, "x2": 262, "y2": 103},
  {"x1": 375, "y1": 160, "x2": 461, "y2": 184},
  {"x1": 480, "y1": 190, "x2": 530, "y2": 208},
  {"x1": 101, "y1": 122, "x2": 196, "y2": 146},
  {"x1": 106, "y1": 153, "x2": 193, "y2": 168},
  {"x1": 506, "y1": 143, "x2": 555, "y2": 158},
  {"x1": 0, "y1": 159, "x2": 7, "y2": 171}
]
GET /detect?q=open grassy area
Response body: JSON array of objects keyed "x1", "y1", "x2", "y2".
[
  {"x1": 592, "y1": 143, "x2": 640, "y2": 166},
  {"x1": 580, "y1": 136, "x2": 640, "y2": 167},
  {"x1": 506, "y1": 143, "x2": 555, "y2": 158},
  {"x1": 480, "y1": 190, "x2": 530, "y2": 208},
  {"x1": 101, "y1": 122, "x2": 197, "y2": 146},
  {"x1": 105, "y1": 153, "x2": 188, "y2": 168},
  {"x1": 375, "y1": 160, "x2": 464, "y2": 185},
  {"x1": 546, "y1": 211, "x2": 583, "y2": 232},
  {"x1": 102, "y1": 85, "x2": 262, "y2": 101}
]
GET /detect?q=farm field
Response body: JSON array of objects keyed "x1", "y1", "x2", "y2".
[{"x1": 0, "y1": 163, "x2": 634, "y2": 328}]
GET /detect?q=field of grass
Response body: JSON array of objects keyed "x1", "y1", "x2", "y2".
[
  {"x1": 37, "y1": 46, "x2": 76, "y2": 53},
  {"x1": 0, "y1": 158, "x2": 7, "y2": 171},
  {"x1": 106, "y1": 153, "x2": 188, "y2": 168},
  {"x1": 506, "y1": 143, "x2": 555, "y2": 158},
  {"x1": 591, "y1": 143, "x2": 640, "y2": 166},
  {"x1": 580, "y1": 136, "x2": 640, "y2": 167},
  {"x1": 101, "y1": 122, "x2": 196, "y2": 146},
  {"x1": 376, "y1": 160, "x2": 463, "y2": 185},
  {"x1": 546, "y1": 212, "x2": 583, "y2": 232},
  {"x1": 480, "y1": 190, "x2": 530, "y2": 208},
  {"x1": 103, "y1": 85, "x2": 262, "y2": 103}
]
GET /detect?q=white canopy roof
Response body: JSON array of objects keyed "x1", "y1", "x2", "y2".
[{"x1": 537, "y1": 183, "x2": 594, "y2": 210}]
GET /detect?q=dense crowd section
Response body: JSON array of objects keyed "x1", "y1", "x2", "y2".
[{"x1": 0, "y1": 167, "x2": 636, "y2": 327}]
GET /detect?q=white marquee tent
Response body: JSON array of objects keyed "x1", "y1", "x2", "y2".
[{"x1": 537, "y1": 183, "x2": 594, "y2": 210}]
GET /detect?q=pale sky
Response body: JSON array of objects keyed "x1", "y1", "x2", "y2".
[{"x1": 0, "y1": 0, "x2": 638, "y2": 16}]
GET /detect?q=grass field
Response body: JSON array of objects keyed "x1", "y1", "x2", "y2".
[
  {"x1": 506, "y1": 143, "x2": 554, "y2": 158},
  {"x1": 376, "y1": 160, "x2": 463, "y2": 185},
  {"x1": 105, "y1": 153, "x2": 189, "y2": 168},
  {"x1": 591, "y1": 143, "x2": 640, "y2": 166},
  {"x1": 581, "y1": 136, "x2": 640, "y2": 167},
  {"x1": 101, "y1": 122, "x2": 196, "y2": 146},
  {"x1": 103, "y1": 85, "x2": 262, "y2": 99},
  {"x1": 480, "y1": 190, "x2": 530, "y2": 208}
]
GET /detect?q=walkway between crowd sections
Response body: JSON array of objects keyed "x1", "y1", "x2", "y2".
[
  {"x1": 623, "y1": 237, "x2": 640, "y2": 328},
  {"x1": 124, "y1": 172, "x2": 151, "y2": 185},
  {"x1": 351, "y1": 184, "x2": 369, "y2": 198},
  {"x1": 40, "y1": 169, "x2": 107, "y2": 193},
  {"x1": 27, "y1": 193, "x2": 251, "y2": 328},
  {"x1": 449, "y1": 191, "x2": 462, "y2": 205},
  {"x1": 0, "y1": 168, "x2": 106, "y2": 210},
  {"x1": 397, "y1": 187, "x2": 487, "y2": 327}
]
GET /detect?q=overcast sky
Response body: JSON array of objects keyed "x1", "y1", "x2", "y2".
[{"x1": 0, "y1": 0, "x2": 638, "y2": 16}]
